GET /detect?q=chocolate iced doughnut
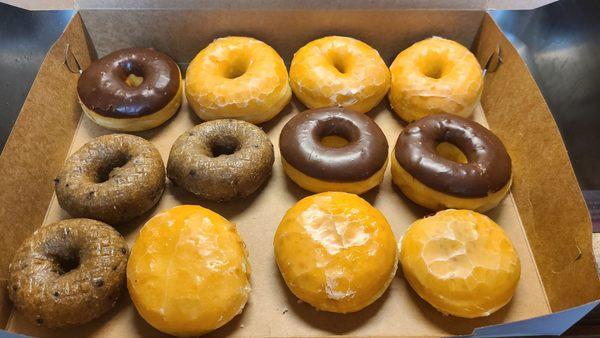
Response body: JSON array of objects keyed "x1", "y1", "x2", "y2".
[
  {"x1": 391, "y1": 114, "x2": 512, "y2": 211},
  {"x1": 167, "y1": 119, "x2": 274, "y2": 201},
  {"x1": 55, "y1": 134, "x2": 165, "y2": 224},
  {"x1": 279, "y1": 107, "x2": 388, "y2": 194},
  {"x1": 8, "y1": 218, "x2": 128, "y2": 328},
  {"x1": 77, "y1": 48, "x2": 182, "y2": 131}
]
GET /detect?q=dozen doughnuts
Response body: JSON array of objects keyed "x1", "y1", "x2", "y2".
[{"x1": 8, "y1": 35, "x2": 521, "y2": 334}]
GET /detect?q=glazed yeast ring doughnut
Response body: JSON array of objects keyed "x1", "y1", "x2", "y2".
[
  {"x1": 55, "y1": 134, "x2": 166, "y2": 224},
  {"x1": 279, "y1": 107, "x2": 388, "y2": 194},
  {"x1": 400, "y1": 209, "x2": 521, "y2": 318},
  {"x1": 167, "y1": 119, "x2": 274, "y2": 201},
  {"x1": 274, "y1": 192, "x2": 397, "y2": 313},
  {"x1": 389, "y1": 37, "x2": 483, "y2": 122},
  {"x1": 185, "y1": 36, "x2": 291, "y2": 124},
  {"x1": 8, "y1": 219, "x2": 128, "y2": 327},
  {"x1": 290, "y1": 36, "x2": 390, "y2": 113},
  {"x1": 392, "y1": 114, "x2": 511, "y2": 212},
  {"x1": 78, "y1": 48, "x2": 182, "y2": 131}
]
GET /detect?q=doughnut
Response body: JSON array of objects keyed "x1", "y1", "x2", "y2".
[
  {"x1": 127, "y1": 205, "x2": 250, "y2": 336},
  {"x1": 77, "y1": 48, "x2": 182, "y2": 131},
  {"x1": 290, "y1": 36, "x2": 390, "y2": 113},
  {"x1": 279, "y1": 107, "x2": 388, "y2": 194},
  {"x1": 167, "y1": 119, "x2": 274, "y2": 201},
  {"x1": 8, "y1": 218, "x2": 128, "y2": 327},
  {"x1": 185, "y1": 36, "x2": 291, "y2": 124},
  {"x1": 391, "y1": 114, "x2": 511, "y2": 212},
  {"x1": 55, "y1": 134, "x2": 165, "y2": 224},
  {"x1": 400, "y1": 209, "x2": 521, "y2": 318},
  {"x1": 389, "y1": 37, "x2": 483, "y2": 122},
  {"x1": 274, "y1": 192, "x2": 397, "y2": 313}
]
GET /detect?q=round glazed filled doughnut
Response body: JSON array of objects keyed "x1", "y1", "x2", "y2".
[
  {"x1": 290, "y1": 36, "x2": 390, "y2": 113},
  {"x1": 400, "y1": 209, "x2": 521, "y2": 318},
  {"x1": 389, "y1": 37, "x2": 483, "y2": 122},
  {"x1": 274, "y1": 192, "x2": 398, "y2": 313},
  {"x1": 55, "y1": 134, "x2": 166, "y2": 224},
  {"x1": 391, "y1": 114, "x2": 511, "y2": 212},
  {"x1": 185, "y1": 36, "x2": 291, "y2": 124},
  {"x1": 127, "y1": 205, "x2": 250, "y2": 336},
  {"x1": 279, "y1": 107, "x2": 388, "y2": 194},
  {"x1": 77, "y1": 48, "x2": 182, "y2": 131},
  {"x1": 167, "y1": 119, "x2": 274, "y2": 201},
  {"x1": 8, "y1": 218, "x2": 128, "y2": 327}
]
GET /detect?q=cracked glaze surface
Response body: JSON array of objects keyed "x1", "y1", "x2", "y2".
[
  {"x1": 127, "y1": 205, "x2": 250, "y2": 336},
  {"x1": 290, "y1": 36, "x2": 390, "y2": 113},
  {"x1": 400, "y1": 209, "x2": 521, "y2": 318},
  {"x1": 274, "y1": 192, "x2": 397, "y2": 313}
]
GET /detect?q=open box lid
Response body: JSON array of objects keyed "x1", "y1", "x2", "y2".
[{"x1": 3, "y1": 0, "x2": 557, "y2": 11}]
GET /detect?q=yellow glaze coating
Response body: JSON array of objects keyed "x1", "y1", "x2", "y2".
[
  {"x1": 391, "y1": 155, "x2": 511, "y2": 212},
  {"x1": 400, "y1": 209, "x2": 521, "y2": 318},
  {"x1": 127, "y1": 205, "x2": 251, "y2": 336},
  {"x1": 389, "y1": 37, "x2": 483, "y2": 122},
  {"x1": 274, "y1": 192, "x2": 398, "y2": 313},
  {"x1": 185, "y1": 36, "x2": 292, "y2": 124},
  {"x1": 81, "y1": 76, "x2": 182, "y2": 132},
  {"x1": 282, "y1": 158, "x2": 387, "y2": 195},
  {"x1": 290, "y1": 36, "x2": 390, "y2": 113}
]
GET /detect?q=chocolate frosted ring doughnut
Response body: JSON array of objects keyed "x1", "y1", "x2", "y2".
[
  {"x1": 8, "y1": 218, "x2": 128, "y2": 327},
  {"x1": 279, "y1": 107, "x2": 388, "y2": 194},
  {"x1": 167, "y1": 119, "x2": 274, "y2": 201},
  {"x1": 391, "y1": 114, "x2": 512, "y2": 212},
  {"x1": 77, "y1": 48, "x2": 182, "y2": 131},
  {"x1": 55, "y1": 134, "x2": 166, "y2": 224}
]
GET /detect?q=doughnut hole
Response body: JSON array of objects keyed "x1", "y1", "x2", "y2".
[
  {"x1": 118, "y1": 59, "x2": 145, "y2": 87},
  {"x1": 125, "y1": 74, "x2": 144, "y2": 87},
  {"x1": 53, "y1": 249, "x2": 80, "y2": 275},
  {"x1": 222, "y1": 53, "x2": 250, "y2": 79},
  {"x1": 317, "y1": 118, "x2": 360, "y2": 148},
  {"x1": 436, "y1": 142, "x2": 468, "y2": 164},
  {"x1": 95, "y1": 152, "x2": 131, "y2": 183},
  {"x1": 209, "y1": 135, "x2": 241, "y2": 157},
  {"x1": 327, "y1": 49, "x2": 353, "y2": 75},
  {"x1": 416, "y1": 51, "x2": 453, "y2": 79}
]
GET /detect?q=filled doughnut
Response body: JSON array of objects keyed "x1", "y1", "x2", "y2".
[
  {"x1": 400, "y1": 209, "x2": 521, "y2": 318},
  {"x1": 391, "y1": 114, "x2": 511, "y2": 212},
  {"x1": 127, "y1": 205, "x2": 250, "y2": 336},
  {"x1": 389, "y1": 37, "x2": 483, "y2": 122},
  {"x1": 185, "y1": 36, "x2": 291, "y2": 124},
  {"x1": 279, "y1": 107, "x2": 388, "y2": 194},
  {"x1": 274, "y1": 192, "x2": 397, "y2": 313},
  {"x1": 290, "y1": 36, "x2": 390, "y2": 113},
  {"x1": 77, "y1": 48, "x2": 182, "y2": 131},
  {"x1": 8, "y1": 218, "x2": 128, "y2": 327},
  {"x1": 167, "y1": 119, "x2": 274, "y2": 201},
  {"x1": 55, "y1": 134, "x2": 165, "y2": 224}
]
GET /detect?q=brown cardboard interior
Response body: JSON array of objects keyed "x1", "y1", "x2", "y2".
[{"x1": 0, "y1": 7, "x2": 598, "y2": 337}]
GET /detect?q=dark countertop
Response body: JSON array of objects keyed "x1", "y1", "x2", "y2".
[{"x1": 0, "y1": 0, "x2": 598, "y2": 335}]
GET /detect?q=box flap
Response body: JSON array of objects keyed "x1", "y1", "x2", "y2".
[
  {"x1": 474, "y1": 13, "x2": 600, "y2": 311},
  {"x1": 5, "y1": 0, "x2": 556, "y2": 11}
]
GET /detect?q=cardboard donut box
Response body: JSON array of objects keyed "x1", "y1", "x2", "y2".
[{"x1": 1, "y1": 0, "x2": 599, "y2": 336}]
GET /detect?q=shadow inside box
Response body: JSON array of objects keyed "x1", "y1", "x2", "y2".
[
  {"x1": 167, "y1": 177, "x2": 270, "y2": 220},
  {"x1": 272, "y1": 261, "x2": 390, "y2": 334}
]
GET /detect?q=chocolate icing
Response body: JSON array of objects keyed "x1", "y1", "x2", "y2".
[
  {"x1": 279, "y1": 107, "x2": 388, "y2": 182},
  {"x1": 77, "y1": 48, "x2": 180, "y2": 118},
  {"x1": 394, "y1": 114, "x2": 511, "y2": 198}
]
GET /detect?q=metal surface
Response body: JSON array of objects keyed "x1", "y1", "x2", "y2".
[
  {"x1": 492, "y1": 0, "x2": 600, "y2": 189},
  {"x1": 0, "y1": 2, "x2": 74, "y2": 151}
]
